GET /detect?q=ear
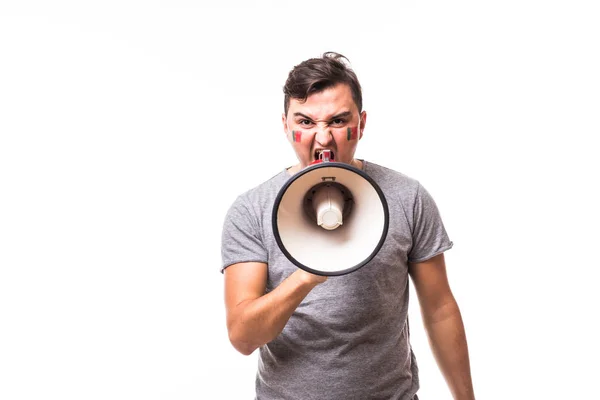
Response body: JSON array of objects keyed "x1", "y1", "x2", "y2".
[
  {"x1": 282, "y1": 113, "x2": 288, "y2": 135},
  {"x1": 359, "y1": 111, "x2": 367, "y2": 140}
]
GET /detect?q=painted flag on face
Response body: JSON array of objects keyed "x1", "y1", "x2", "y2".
[
  {"x1": 292, "y1": 130, "x2": 302, "y2": 142},
  {"x1": 347, "y1": 127, "x2": 359, "y2": 140}
]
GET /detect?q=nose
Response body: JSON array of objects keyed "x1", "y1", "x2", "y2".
[{"x1": 314, "y1": 124, "x2": 333, "y2": 146}]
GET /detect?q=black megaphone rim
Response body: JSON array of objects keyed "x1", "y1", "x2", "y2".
[{"x1": 272, "y1": 161, "x2": 389, "y2": 276}]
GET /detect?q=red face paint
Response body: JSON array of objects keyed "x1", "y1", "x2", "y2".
[
  {"x1": 346, "y1": 127, "x2": 359, "y2": 140},
  {"x1": 292, "y1": 130, "x2": 302, "y2": 142}
]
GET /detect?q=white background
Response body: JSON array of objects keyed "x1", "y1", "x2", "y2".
[{"x1": 1, "y1": 1, "x2": 599, "y2": 399}]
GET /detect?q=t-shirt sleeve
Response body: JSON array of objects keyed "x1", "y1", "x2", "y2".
[
  {"x1": 407, "y1": 182, "x2": 453, "y2": 263},
  {"x1": 220, "y1": 195, "x2": 268, "y2": 273}
]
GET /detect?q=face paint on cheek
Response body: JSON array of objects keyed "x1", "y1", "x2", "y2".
[
  {"x1": 346, "y1": 127, "x2": 359, "y2": 141},
  {"x1": 292, "y1": 130, "x2": 303, "y2": 142}
]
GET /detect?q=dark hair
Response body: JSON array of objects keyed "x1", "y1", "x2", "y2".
[{"x1": 283, "y1": 52, "x2": 363, "y2": 115}]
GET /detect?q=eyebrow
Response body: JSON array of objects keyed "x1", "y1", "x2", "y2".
[{"x1": 293, "y1": 111, "x2": 352, "y2": 121}]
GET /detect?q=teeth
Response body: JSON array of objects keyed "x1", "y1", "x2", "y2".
[{"x1": 314, "y1": 150, "x2": 334, "y2": 160}]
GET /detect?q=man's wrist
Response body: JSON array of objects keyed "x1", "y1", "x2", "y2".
[{"x1": 292, "y1": 269, "x2": 327, "y2": 286}]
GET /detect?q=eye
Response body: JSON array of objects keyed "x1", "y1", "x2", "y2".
[
  {"x1": 330, "y1": 119, "x2": 346, "y2": 127},
  {"x1": 299, "y1": 119, "x2": 314, "y2": 126}
]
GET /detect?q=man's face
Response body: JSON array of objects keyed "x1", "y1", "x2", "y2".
[{"x1": 282, "y1": 83, "x2": 367, "y2": 171}]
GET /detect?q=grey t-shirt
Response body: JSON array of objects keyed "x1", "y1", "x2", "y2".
[{"x1": 221, "y1": 160, "x2": 453, "y2": 400}]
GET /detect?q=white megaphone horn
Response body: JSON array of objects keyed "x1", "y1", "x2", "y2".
[{"x1": 272, "y1": 150, "x2": 389, "y2": 276}]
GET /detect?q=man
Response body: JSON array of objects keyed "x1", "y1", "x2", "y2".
[{"x1": 221, "y1": 52, "x2": 475, "y2": 400}]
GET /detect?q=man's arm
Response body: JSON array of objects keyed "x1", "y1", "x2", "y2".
[
  {"x1": 224, "y1": 262, "x2": 326, "y2": 355},
  {"x1": 408, "y1": 253, "x2": 475, "y2": 400}
]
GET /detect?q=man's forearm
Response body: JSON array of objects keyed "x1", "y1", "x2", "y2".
[
  {"x1": 228, "y1": 270, "x2": 322, "y2": 355},
  {"x1": 423, "y1": 301, "x2": 475, "y2": 400}
]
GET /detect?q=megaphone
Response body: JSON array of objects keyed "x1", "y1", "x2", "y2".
[{"x1": 272, "y1": 151, "x2": 389, "y2": 276}]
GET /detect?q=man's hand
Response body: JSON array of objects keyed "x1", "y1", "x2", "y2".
[{"x1": 296, "y1": 268, "x2": 328, "y2": 285}]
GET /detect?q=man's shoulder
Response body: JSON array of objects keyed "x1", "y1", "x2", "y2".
[
  {"x1": 364, "y1": 160, "x2": 420, "y2": 194},
  {"x1": 230, "y1": 169, "x2": 288, "y2": 211}
]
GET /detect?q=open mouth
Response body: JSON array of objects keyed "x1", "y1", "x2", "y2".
[{"x1": 314, "y1": 150, "x2": 335, "y2": 161}]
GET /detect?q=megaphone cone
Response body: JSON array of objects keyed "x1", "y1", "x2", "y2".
[{"x1": 272, "y1": 160, "x2": 389, "y2": 276}]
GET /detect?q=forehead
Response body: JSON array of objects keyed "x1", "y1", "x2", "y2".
[{"x1": 288, "y1": 83, "x2": 357, "y2": 119}]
